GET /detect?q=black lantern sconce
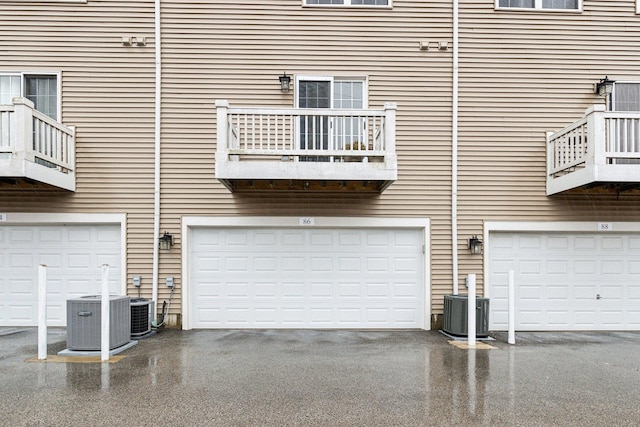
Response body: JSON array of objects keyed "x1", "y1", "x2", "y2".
[
  {"x1": 159, "y1": 231, "x2": 174, "y2": 250},
  {"x1": 595, "y1": 76, "x2": 615, "y2": 97},
  {"x1": 468, "y1": 235, "x2": 483, "y2": 255},
  {"x1": 279, "y1": 72, "x2": 291, "y2": 93}
]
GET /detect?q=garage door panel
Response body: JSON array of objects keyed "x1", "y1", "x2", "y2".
[
  {"x1": 547, "y1": 285, "x2": 568, "y2": 300},
  {"x1": 46, "y1": 304, "x2": 64, "y2": 324},
  {"x1": 489, "y1": 231, "x2": 639, "y2": 331},
  {"x1": 310, "y1": 231, "x2": 334, "y2": 246},
  {"x1": 0, "y1": 224, "x2": 121, "y2": 327},
  {"x1": 547, "y1": 236, "x2": 569, "y2": 249},
  {"x1": 8, "y1": 304, "x2": 33, "y2": 322},
  {"x1": 601, "y1": 236, "x2": 624, "y2": 250},
  {"x1": 629, "y1": 311, "x2": 640, "y2": 326},
  {"x1": 190, "y1": 227, "x2": 424, "y2": 329},
  {"x1": 575, "y1": 237, "x2": 596, "y2": 249}
]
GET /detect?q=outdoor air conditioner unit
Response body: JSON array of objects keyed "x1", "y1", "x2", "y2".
[
  {"x1": 130, "y1": 298, "x2": 153, "y2": 338},
  {"x1": 443, "y1": 294, "x2": 490, "y2": 337},
  {"x1": 66, "y1": 295, "x2": 131, "y2": 351}
]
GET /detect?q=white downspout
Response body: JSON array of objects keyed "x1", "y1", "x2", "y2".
[
  {"x1": 152, "y1": 0, "x2": 162, "y2": 308},
  {"x1": 452, "y1": 0, "x2": 460, "y2": 295}
]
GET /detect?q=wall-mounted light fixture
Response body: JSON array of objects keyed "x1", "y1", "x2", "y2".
[
  {"x1": 122, "y1": 36, "x2": 147, "y2": 47},
  {"x1": 418, "y1": 41, "x2": 449, "y2": 51},
  {"x1": 279, "y1": 72, "x2": 291, "y2": 93},
  {"x1": 468, "y1": 235, "x2": 483, "y2": 255},
  {"x1": 595, "y1": 76, "x2": 615, "y2": 97},
  {"x1": 159, "y1": 231, "x2": 174, "y2": 250}
]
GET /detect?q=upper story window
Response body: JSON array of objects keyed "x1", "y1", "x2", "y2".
[
  {"x1": 0, "y1": 73, "x2": 59, "y2": 120},
  {"x1": 304, "y1": 0, "x2": 390, "y2": 7},
  {"x1": 496, "y1": 0, "x2": 581, "y2": 11},
  {"x1": 611, "y1": 83, "x2": 640, "y2": 112},
  {"x1": 296, "y1": 76, "x2": 368, "y2": 151}
]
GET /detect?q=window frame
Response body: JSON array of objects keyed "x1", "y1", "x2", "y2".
[
  {"x1": 495, "y1": 0, "x2": 582, "y2": 12},
  {"x1": 294, "y1": 75, "x2": 370, "y2": 152},
  {"x1": 0, "y1": 0, "x2": 86, "y2": 3},
  {"x1": 610, "y1": 81, "x2": 640, "y2": 112},
  {"x1": 294, "y1": 75, "x2": 369, "y2": 109},
  {"x1": 303, "y1": 0, "x2": 392, "y2": 9},
  {"x1": 0, "y1": 71, "x2": 61, "y2": 120}
]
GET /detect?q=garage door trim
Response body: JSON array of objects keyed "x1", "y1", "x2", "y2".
[{"x1": 181, "y1": 216, "x2": 431, "y2": 330}]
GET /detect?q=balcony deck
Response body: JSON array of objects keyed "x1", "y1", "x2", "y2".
[
  {"x1": 547, "y1": 104, "x2": 640, "y2": 195},
  {"x1": 214, "y1": 100, "x2": 397, "y2": 193},
  {"x1": 0, "y1": 98, "x2": 75, "y2": 191}
]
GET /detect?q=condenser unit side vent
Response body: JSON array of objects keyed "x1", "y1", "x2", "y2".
[{"x1": 130, "y1": 298, "x2": 153, "y2": 337}]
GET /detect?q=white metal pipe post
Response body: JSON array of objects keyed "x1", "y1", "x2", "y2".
[
  {"x1": 101, "y1": 264, "x2": 110, "y2": 362},
  {"x1": 37, "y1": 264, "x2": 47, "y2": 360},
  {"x1": 508, "y1": 270, "x2": 516, "y2": 345},
  {"x1": 467, "y1": 273, "x2": 476, "y2": 347}
]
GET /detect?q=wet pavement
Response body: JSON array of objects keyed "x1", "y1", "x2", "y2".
[{"x1": 1, "y1": 328, "x2": 639, "y2": 426}]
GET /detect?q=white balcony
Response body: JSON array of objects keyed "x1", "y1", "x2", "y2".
[
  {"x1": 547, "y1": 104, "x2": 640, "y2": 195},
  {"x1": 0, "y1": 98, "x2": 75, "y2": 191},
  {"x1": 215, "y1": 100, "x2": 397, "y2": 192}
]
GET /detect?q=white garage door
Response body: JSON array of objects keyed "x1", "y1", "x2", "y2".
[
  {"x1": 0, "y1": 224, "x2": 122, "y2": 327},
  {"x1": 189, "y1": 227, "x2": 425, "y2": 329},
  {"x1": 489, "y1": 232, "x2": 640, "y2": 331}
]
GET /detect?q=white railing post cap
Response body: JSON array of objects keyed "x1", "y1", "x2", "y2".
[
  {"x1": 216, "y1": 100, "x2": 229, "y2": 108},
  {"x1": 12, "y1": 97, "x2": 35, "y2": 108}
]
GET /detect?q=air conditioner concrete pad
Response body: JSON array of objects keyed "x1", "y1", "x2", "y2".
[
  {"x1": 439, "y1": 330, "x2": 495, "y2": 341},
  {"x1": 57, "y1": 340, "x2": 138, "y2": 357},
  {"x1": 448, "y1": 340, "x2": 498, "y2": 350},
  {"x1": 27, "y1": 355, "x2": 127, "y2": 363}
]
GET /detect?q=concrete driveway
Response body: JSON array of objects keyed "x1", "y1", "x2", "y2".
[{"x1": 0, "y1": 328, "x2": 639, "y2": 426}]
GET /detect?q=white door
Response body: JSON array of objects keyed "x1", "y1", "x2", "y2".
[
  {"x1": 0, "y1": 224, "x2": 121, "y2": 326},
  {"x1": 189, "y1": 227, "x2": 424, "y2": 329},
  {"x1": 488, "y1": 232, "x2": 640, "y2": 331}
]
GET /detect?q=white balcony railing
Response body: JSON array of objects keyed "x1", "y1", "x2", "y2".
[
  {"x1": 547, "y1": 104, "x2": 640, "y2": 195},
  {"x1": 0, "y1": 97, "x2": 75, "y2": 191},
  {"x1": 215, "y1": 100, "x2": 397, "y2": 191}
]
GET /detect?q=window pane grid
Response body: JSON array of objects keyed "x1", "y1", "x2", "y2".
[
  {"x1": 0, "y1": 76, "x2": 21, "y2": 105},
  {"x1": 498, "y1": 0, "x2": 578, "y2": 9},
  {"x1": 305, "y1": 0, "x2": 389, "y2": 6},
  {"x1": 613, "y1": 84, "x2": 640, "y2": 112},
  {"x1": 25, "y1": 75, "x2": 57, "y2": 120}
]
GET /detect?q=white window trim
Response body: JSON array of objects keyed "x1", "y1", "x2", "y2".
[
  {"x1": 610, "y1": 80, "x2": 640, "y2": 112},
  {"x1": 637, "y1": 0, "x2": 640, "y2": 15},
  {"x1": 303, "y1": 0, "x2": 392, "y2": 8},
  {"x1": 181, "y1": 216, "x2": 431, "y2": 330},
  {"x1": 294, "y1": 75, "x2": 369, "y2": 109},
  {"x1": 0, "y1": 70, "x2": 61, "y2": 121},
  {"x1": 495, "y1": 0, "x2": 582, "y2": 12},
  {"x1": 0, "y1": 0, "x2": 87, "y2": 3}
]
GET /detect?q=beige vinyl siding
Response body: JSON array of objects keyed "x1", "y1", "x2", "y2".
[
  {"x1": 160, "y1": 0, "x2": 455, "y2": 318},
  {"x1": 457, "y1": 1, "x2": 640, "y2": 289},
  {"x1": 0, "y1": 1, "x2": 157, "y2": 298}
]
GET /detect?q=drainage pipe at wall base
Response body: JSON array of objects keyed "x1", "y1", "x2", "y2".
[
  {"x1": 151, "y1": 0, "x2": 162, "y2": 309},
  {"x1": 451, "y1": 0, "x2": 460, "y2": 295}
]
